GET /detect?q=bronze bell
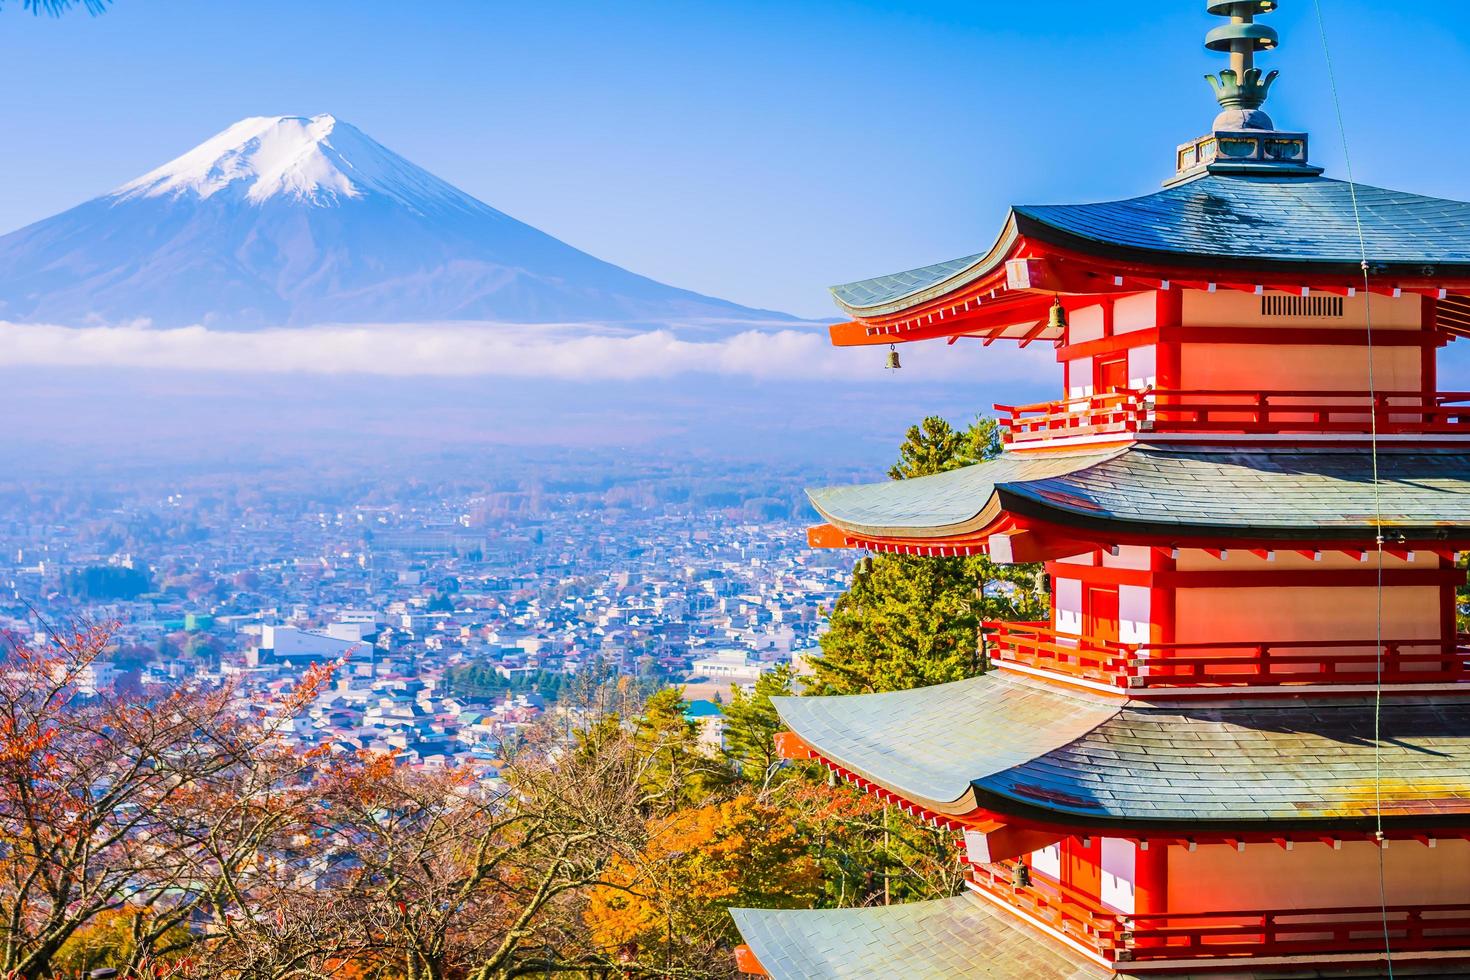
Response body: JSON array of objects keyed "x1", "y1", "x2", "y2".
[
  {"x1": 1048, "y1": 298, "x2": 1068, "y2": 333},
  {"x1": 885, "y1": 344, "x2": 901, "y2": 370}
]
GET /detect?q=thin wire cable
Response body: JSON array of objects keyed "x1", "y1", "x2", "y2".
[{"x1": 1313, "y1": 1, "x2": 1392, "y2": 974}]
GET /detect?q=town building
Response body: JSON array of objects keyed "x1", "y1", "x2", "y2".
[{"x1": 732, "y1": 5, "x2": 1470, "y2": 977}]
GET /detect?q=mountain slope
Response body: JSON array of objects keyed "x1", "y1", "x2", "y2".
[{"x1": 0, "y1": 115, "x2": 795, "y2": 330}]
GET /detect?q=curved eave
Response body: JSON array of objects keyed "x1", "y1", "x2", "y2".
[
  {"x1": 770, "y1": 675, "x2": 1118, "y2": 816},
  {"x1": 805, "y1": 449, "x2": 1124, "y2": 543},
  {"x1": 779, "y1": 675, "x2": 1470, "y2": 832},
  {"x1": 828, "y1": 175, "x2": 1470, "y2": 337},
  {"x1": 807, "y1": 484, "x2": 1006, "y2": 543},
  {"x1": 731, "y1": 894, "x2": 1115, "y2": 980},
  {"x1": 807, "y1": 447, "x2": 1470, "y2": 547},
  {"x1": 829, "y1": 213, "x2": 1021, "y2": 321}
]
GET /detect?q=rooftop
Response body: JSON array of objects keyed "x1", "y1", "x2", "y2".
[
  {"x1": 773, "y1": 672, "x2": 1470, "y2": 829},
  {"x1": 830, "y1": 174, "x2": 1470, "y2": 319},
  {"x1": 808, "y1": 445, "x2": 1470, "y2": 543},
  {"x1": 731, "y1": 894, "x2": 1112, "y2": 980},
  {"x1": 733, "y1": 891, "x2": 1445, "y2": 979}
]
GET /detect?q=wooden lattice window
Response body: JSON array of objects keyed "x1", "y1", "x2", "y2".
[{"x1": 1260, "y1": 294, "x2": 1345, "y2": 317}]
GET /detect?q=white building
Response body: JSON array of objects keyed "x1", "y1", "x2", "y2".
[{"x1": 690, "y1": 650, "x2": 765, "y2": 685}]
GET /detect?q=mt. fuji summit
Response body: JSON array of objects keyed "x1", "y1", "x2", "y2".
[{"x1": 0, "y1": 115, "x2": 796, "y2": 329}]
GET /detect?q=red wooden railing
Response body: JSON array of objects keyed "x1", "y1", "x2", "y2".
[
  {"x1": 969, "y1": 860, "x2": 1123, "y2": 956},
  {"x1": 983, "y1": 620, "x2": 1470, "y2": 688},
  {"x1": 995, "y1": 389, "x2": 1470, "y2": 443},
  {"x1": 969, "y1": 861, "x2": 1470, "y2": 963},
  {"x1": 1126, "y1": 905, "x2": 1470, "y2": 959}
]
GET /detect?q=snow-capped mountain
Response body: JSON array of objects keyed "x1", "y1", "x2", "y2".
[{"x1": 0, "y1": 114, "x2": 796, "y2": 329}]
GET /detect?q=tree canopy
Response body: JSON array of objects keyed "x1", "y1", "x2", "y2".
[
  {"x1": 5, "y1": 0, "x2": 109, "y2": 14},
  {"x1": 808, "y1": 415, "x2": 1048, "y2": 696}
]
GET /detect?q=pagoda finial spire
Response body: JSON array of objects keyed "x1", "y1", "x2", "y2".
[
  {"x1": 1204, "y1": 0, "x2": 1280, "y2": 131},
  {"x1": 1168, "y1": 0, "x2": 1318, "y2": 185}
]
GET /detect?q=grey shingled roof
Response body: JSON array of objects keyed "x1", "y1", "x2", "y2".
[
  {"x1": 731, "y1": 893, "x2": 1433, "y2": 978},
  {"x1": 1017, "y1": 175, "x2": 1470, "y2": 271},
  {"x1": 776, "y1": 673, "x2": 1470, "y2": 829},
  {"x1": 829, "y1": 251, "x2": 991, "y2": 313},
  {"x1": 830, "y1": 174, "x2": 1470, "y2": 317},
  {"x1": 771, "y1": 675, "x2": 1114, "y2": 813},
  {"x1": 807, "y1": 446, "x2": 1470, "y2": 541},
  {"x1": 731, "y1": 893, "x2": 1114, "y2": 980}
]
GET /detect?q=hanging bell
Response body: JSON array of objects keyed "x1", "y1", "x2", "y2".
[
  {"x1": 1048, "y1": 297, "x2": 1068, "y2": 333},
  {"x1": 885, "y1": 344, "x2": 901, "y2": 370}
]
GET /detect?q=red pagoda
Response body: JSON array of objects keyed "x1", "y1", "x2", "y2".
[{"x1": 730, "y1": 3, "x2": 1470, "y2": 977}]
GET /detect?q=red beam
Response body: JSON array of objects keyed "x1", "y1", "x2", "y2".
[{"x1": 1018, "y1": 319, "x2": 1051, "y2": 349}]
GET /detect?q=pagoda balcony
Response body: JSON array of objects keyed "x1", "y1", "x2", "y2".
[
  {"x1": 983, "y1": 620, "x2": 1470, "y2": 690},
  {"x1": 995, "y1": 389, "x2": 1470, "y2": 445},
  {"x1": 968, "y1": 860, "x2": 1470, "y2": 965}
]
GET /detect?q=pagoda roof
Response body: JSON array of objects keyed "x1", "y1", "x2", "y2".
[
  {"x1": 773, "y1": 673, "x2": 1470, "y2": 829},
  {"x1": 831, "y1": 173, "x2": 1470, "y2": 318},
  {"x1": 808, "y1": 445, "x2": 1470, "y2": 543},
  {"x1": 730, "y1": 893, "x2": 1113, "y2": 980},
  {"x1": 732, "y1": 892, "x2": 1440, "y2": 978}
]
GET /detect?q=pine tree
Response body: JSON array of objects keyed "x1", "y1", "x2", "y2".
[
  {"x1": 888, "y1": 416, "x2": 1001, "y2": 480},
  {"x1": 632, "y1": 688, "x2": 729, "y2": 811},
  {"x1": 5, "y1": 0, "x2": 109, "y2": 13},
  {"x1": 722, "y1": 664, "x2": 795, "y2": 785},
  {"x1": 808, "y1": 414, "x2": 1047, "y2": 696}
]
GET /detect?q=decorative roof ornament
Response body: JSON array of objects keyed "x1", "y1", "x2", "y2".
[
  {"x1": 1168, "y1": 0, "x2": 1322, "y2": 186},
  {"x1": 1206, "y1": 67, "x2": 1279, "y2": 128},
  {"x1": 1204, "y1": 0, "x2": 1280, "y2": 130}
]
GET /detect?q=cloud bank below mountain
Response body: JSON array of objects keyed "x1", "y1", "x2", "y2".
[{"x1": 0, "y1": 321, "x2": 1049, "y2": 383}]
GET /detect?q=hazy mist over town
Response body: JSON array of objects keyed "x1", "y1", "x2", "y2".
[{"x1": 0, "y1": 96, "x2": 1027, "y2": 787}]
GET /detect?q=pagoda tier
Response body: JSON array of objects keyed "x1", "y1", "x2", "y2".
[
  {"x1": 766, "y1": 674, "x2": 1470, "y2": 831},
  {"x1": 733, "y1": 896, "x2": 1470, "y2": 979},
  {"x1": 808, "y1": 445, "x2": 1470, "y2": 550},
  {"x1": 740, "y1": 887, "x2": 1470, "y2": 975},
  {"x1": 827, "y1": 179, "x2": 1470, "y2": 351},
  {"x1": 735, "y1": 676, "x2": 1470, "y2": 975},
  {"x1": 732, "y1": 895, "x2": 1115, "y2": 979},
  {"x1": 810, "y1": 448, "x2": 1470, "y2": 696}
]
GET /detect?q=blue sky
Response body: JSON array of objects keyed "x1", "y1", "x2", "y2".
[{"x1": 1, "y1": 0, "x2": 1469, "y2": 320}]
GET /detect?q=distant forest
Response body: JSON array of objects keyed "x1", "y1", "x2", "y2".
[
  {"x1": 445, "y1": 662, "x2": 565, "y2": 701},
  {"x1": 62, "y1": 564, "x2": 153, "y2": 601}
]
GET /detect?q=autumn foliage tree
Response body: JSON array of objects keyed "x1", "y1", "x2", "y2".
[
  {"x1": 584, "y1": 794, "x2": 819, "y2": 970},
  {"x1": 0, "y1": 622, "x2": 336, "y2": 980}
]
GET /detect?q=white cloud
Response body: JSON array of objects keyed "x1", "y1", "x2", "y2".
[{"x1": 0, "y1": 320, "x2": 1052, "y2": 384}]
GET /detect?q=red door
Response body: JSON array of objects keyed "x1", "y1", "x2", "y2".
[
  {"x1": 1096, "y1": 355, "x2": 1128, "y2": 393},
  {"x1": 1086, "y1": 587, "x2": 1120, "y2": 644}
]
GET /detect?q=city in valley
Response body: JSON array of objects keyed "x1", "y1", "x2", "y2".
[{"x1": 0, "y1": 449, "x2": 853, "y2": 780}]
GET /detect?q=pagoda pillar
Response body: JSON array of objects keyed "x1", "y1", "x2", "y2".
[{"x1": 1133, "y1": 842, "x2": 1168, "y2": 915}]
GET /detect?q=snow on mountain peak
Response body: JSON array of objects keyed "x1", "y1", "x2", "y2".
[{"x1": 112, "y1": 114, "x2": 480, "y2": 212}]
